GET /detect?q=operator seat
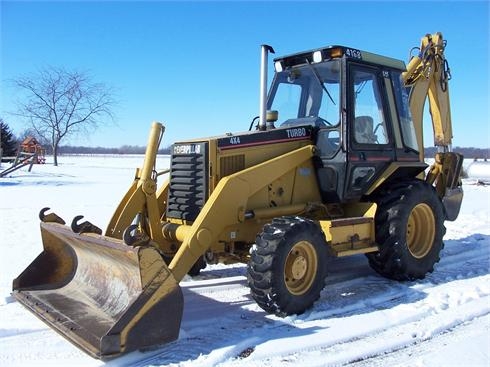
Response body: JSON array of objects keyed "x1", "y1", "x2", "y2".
[{"x1": 354, "y1": 116, "x2": 377, "y2": 144}]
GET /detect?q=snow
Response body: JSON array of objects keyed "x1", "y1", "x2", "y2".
[{"x1": 0, "y1": 155, "x2": 489, "y2": 367}]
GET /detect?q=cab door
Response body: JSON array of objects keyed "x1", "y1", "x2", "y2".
[{"x1": 344, "y1": 64, "x2": 395, "y2": 200}]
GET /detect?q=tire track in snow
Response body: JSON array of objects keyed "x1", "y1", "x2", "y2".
[
  {"x1": 221, "y1": 278, "x2": 490, "y2": 367},
  {"x1": 118, "y1": 235, "x2": 489, "y2": 366}
]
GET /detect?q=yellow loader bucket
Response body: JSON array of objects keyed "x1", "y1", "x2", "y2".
[{"x1": 12, "y1": 222, "x2": 183, "y2": 360}]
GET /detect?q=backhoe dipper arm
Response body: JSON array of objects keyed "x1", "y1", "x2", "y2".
[{"x1": 403, "y1": 33, "x2": 463, "y2": 221}]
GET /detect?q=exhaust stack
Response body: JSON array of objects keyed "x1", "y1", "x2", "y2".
[{"x1": 259, "y1": 44, "x2": 275, "y2": 131}]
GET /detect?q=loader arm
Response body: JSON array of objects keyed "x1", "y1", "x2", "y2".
[
  {"x1": 403, "y1": 32, "x2": 463, "y2": 220},
  {"x1": 105, "y1": 122, "x2": 172, "y2": 253},
  {"x1": 168, "y1": 144, "x2": 317, "y2": 281}
]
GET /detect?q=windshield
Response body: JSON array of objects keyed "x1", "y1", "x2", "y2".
[{"x1": 267, "y1": 59, "x2": 341, "y2": 126}]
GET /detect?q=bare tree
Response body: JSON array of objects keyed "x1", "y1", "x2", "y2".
[{"x1": 12, "y1": 67, "x2": 115, "y2": 166}]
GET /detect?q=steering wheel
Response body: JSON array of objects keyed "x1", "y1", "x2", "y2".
[{"x1": 316, "y1": 116, "x2": 333, "y2": 126}]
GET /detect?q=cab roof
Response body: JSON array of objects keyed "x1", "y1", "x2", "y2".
[{"x1": 274, "y1": 45, "x2": 406, "y2": 71}]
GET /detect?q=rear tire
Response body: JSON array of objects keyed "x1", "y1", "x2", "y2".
[
  {"x1": 248, "y1": 216, "x2": 328, "y2": 317},
  {"x1": 367, "y1": 180, "x2": 445, "y2": 280}
]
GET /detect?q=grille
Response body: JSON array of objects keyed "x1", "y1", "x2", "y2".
[
  {"x1": 167, "y1": 142, "x2": 208, "y2": 221},
  {"x1": 220, "y1": 154, "x2": 245, "y2": 177}
]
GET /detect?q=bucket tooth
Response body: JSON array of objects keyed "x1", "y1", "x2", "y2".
[
  {"x1": 39, "y1": 207, "x2": 66, "y2": 225},
  {"x1": 71, "y1": 215, "x2": 103, "y2": 235},
  {"x1": 123, "y1": 224, "x2": 150, "y2": 246}
]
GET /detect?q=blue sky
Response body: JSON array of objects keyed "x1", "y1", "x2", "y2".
[{"x1": 1, "y1": 1, "x2": 489, "y2": 148}]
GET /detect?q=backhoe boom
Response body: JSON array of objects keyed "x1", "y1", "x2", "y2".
[{"x1": 403, "y1": 32, "x2": 453, "y2": 151}]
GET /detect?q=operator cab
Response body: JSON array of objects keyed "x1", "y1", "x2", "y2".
[{"x1": 266, "y1": 45, "x2": 423, "y2": 203}]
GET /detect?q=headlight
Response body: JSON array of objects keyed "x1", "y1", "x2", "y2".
[
  {"x1": 274, "y1": 61, "x2": 283, "y2": 72},
  {"x1": 313, "y1": 50, "x2": 323, "y2": 63}
]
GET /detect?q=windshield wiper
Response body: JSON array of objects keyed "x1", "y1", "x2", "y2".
[{"x1": 306, "y1": 59, "x2": 336, "y2": 105}]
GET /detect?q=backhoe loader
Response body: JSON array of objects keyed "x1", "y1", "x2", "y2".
[{"x1": 12, "y1": 32, "x2": 463, "y2": 359}]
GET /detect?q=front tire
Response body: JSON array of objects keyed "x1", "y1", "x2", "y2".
[
  {"x1": 248, "y1": 216, "x2": 328, "y2": 317},
  {"x1": 367, "y1": 180, "x2": 446, "y2": 280},
  {"x1": 188, "y1": 256, "x2": 206, "y2": 276}
]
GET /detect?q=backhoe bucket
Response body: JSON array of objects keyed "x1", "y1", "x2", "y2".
[{"x1": 12, "y1": 222, "x2": 183, "y2": 360}]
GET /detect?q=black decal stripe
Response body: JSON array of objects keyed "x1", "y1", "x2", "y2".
[
  {"x1": 219, "y1": 136, "x2": 311, "y2": 151},
  {"x1": 217, "y1": 126, "x2": 313, "y2": 149}
]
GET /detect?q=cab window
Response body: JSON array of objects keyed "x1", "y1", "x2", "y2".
[
  {"x1": 391, "y1": 71, "x2": 418, "y2": 151},
  {"x1": 352, "y1": 69, "x2": 389, "y2": 145}
]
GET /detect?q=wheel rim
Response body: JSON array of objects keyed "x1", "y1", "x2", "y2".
[
  {"x1": 284, "y1": 241, "x2": 318, "y2": 296},
  {"x1": 406, "y1": 203, "x2": 436, "y2": 259}
]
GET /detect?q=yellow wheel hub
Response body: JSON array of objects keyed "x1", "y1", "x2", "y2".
[
  {"x1": 406, "y1": 203, "x2": 436, "y2": 259},
  {"x1": 284, "y1": 241, "x2": 318, "y2": 296}
]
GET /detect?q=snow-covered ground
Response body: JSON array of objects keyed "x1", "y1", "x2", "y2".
[{"x1": 0, "y1": 155, "x2": 489, "y2": 367}]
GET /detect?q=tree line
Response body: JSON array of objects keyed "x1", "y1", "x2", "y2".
[
  {"x1": 31, "y1": 145, "x2": 490, "y2": 159},
  {"x1": 58, "y1": 145, "x2": 171, "y2": 155},
  {"x1": 1, "y1": 121, "x2": 171, "y2": 156},
  {"x1": 3, "y1": 120, "x2": 488, "y2": 159},
  {"x1": 424, "y1": 147, "x2": 489, "y2": 160}
]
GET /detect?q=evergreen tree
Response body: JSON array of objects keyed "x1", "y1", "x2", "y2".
[{"x1": 0, "y1": 119, "x2": 18, "y2": 157}]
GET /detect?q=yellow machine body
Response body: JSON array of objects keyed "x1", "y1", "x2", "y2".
[{"x1": 12, "y1": 33, "x2": 463, "y2": 359}]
